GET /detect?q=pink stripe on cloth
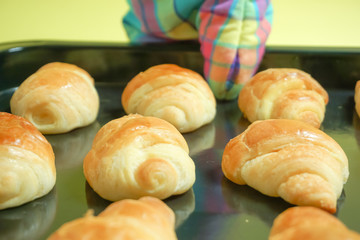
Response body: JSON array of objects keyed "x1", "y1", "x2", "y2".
[
  {"x1": 201, "y1": 40, "x2": 213, "y2": 76},
  {"x1": 200, "y1": 0, "x2": 217, "y2": 11},
  {"x1": 256, "y1": 0, "x2": 269, "y2": 15},
  {"x1": 199, "y1": 12, "x2": 228, "y2": 41},
  {"x1": 201, "y1": 0, "x2": 233, "y2": 15},
  {"x1": 131, "y1": 0, "x2": 165, "y2": 38},
  {"x1": 131, "y1": 0, "x2": 146, "y2": 33},
  {"x1": 256, "y1": 19, "x2": 271, "y2": 44},
  {"x1": 142, "y1": 0, "x2": 165, "y2": 37}
]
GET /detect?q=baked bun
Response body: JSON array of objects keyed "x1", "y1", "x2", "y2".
[
  {"x1": 48, "y1": 196, "x2": 177, "y2": 240},
  {"x1": 0, "y1": 112, "x2": 56, "y2": 210},
  {"x1": 238, "y1": 68, "x2": 329, "y2": 128},
  {"x1": 83, "y1": 114, "x2": 195, "y2": 201},
  {"x1": 355, "y1": 80, "x2": 360, "y2": 117},
  {"x1": 10, "y1": 62, "x2": 99, "y2": 134},
  {"x1": 221, "y1": 119, "x2": 349, "y2": 213},
  {"x1": 121, "y1": 64, "x2": 216, "y2": 133},
  {"x1": 269, "y1": 206, "x2": 360, "y2": 240}
]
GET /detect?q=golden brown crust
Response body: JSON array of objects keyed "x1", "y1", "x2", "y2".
[
  {"x1": 355, "y1": 80, "x2": 360, "y2": 117},
  {"x1": 0, "y1": 112, "x2": 56, "y2": 210},
  {"x1": 221, "y1": 119, "x2": 348, "y2": 213},
  {"x1": 121, "y1": 64, "x2": 216, "y2": 133},
  {"x1": 48, "y1": 196, "x2": 177, "y2": 240},
  {"x1": 238, "y1": 68, "x2": 329, "y2": 128},
  {"x1": 10, "y1": 62, "x2": 99, "y2": 134},
  {"x1": 83, "y1": 114, "x2": 195, "y2": 201},
  {"x1": 269, "y1": 206, "x2": 360, "y2": 240}
]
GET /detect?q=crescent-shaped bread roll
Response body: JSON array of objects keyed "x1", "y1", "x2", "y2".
[
  {"x1": 10, "y1": 62, "x2": 99, "y2": 134},
  {"x1": 48, "y1": 196, "x2": 177, "y2": 240},
  {"x1": 355, "y1": 80, "x2": 360, "y2": 117},
  {"x1": 238, "y1": 68, "x2": 329, "y2": 128},
  {"x1": 269, "y1": 206, "x2": 360, "y2": 240},
  {"x1": 83, "y1": 114, "x2": 195, "y2": 201},
  {"x1": 0, "y1": 112, "x2": 56, "y2": 210},
  {"x1": 121, "y1": 64, "x2": 216, "y2": 133},
  {"x1": 221, "y1": 119, "x2": 349, "y2": 213}
]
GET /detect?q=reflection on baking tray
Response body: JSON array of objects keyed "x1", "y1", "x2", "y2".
[
  {"x1": 221, "y1": 177, "x2": 294, "y2": 227},
  {"x1": 45, "y1": 121, "x2": 101, "y2": 170},
  {"x1": 164, "y1": 189, "x2": 195, "y2": 229},
  {"x1": 64, "y1": 50, "x2": 110, "y2": 78},
  {"x1": 85, "y1": 181, "x2": 112, "y2": 215},
  {"x1": 221, "y1": 177, "x2": 347, "y2": 227},
  {"x1": 211, "y1": 101, "x2": 246, "y2": 149},
  {"x1": 183, "y1": 122, "x2": 215, "y2": 156},
  {"x1": 336, "y1": 189, "x2": 346, "y2": 214},
  {"x1": 85, "y1": 181, "x2": 195, "y2": 229},
  {"x1": 0, "y1": 188, "x2": 57, "y2": 240},
  {"x1": 237, "y1": 115, "x2": 251, "y2": 131}
]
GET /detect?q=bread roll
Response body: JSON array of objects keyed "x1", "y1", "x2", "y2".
[
  {"x1": 221, "y1": 119, "x2": 349, "y2": 213},
  {"x1": 269, "y1": 206, "x2": 360, "y2": 240},
  {"x1": 0, "y1": 112, "x2": 56, "y2": 210},
  {"x1": 48, "y1": 196, "x2": 177, "y2": 240},
  {"x1": 83, "y1": 114, "x2": 195, "y2": 201},
  {"x1": 121, "y1": 64, "x2": 216, "y2": 133},
  {"x1": 355, "y1": 80, "x2": 360, "y2": 117},
  {"x1": 10, "y1": 62, "x2": 99, "y2": 134},
  {"x1": 238, "y1": 68, "x2": 329, "y2": 128}
]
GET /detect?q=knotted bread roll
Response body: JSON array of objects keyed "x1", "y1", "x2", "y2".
[
  {"x1": 10, "y1": 62, "x2": 99, "y2": 134},
  {"x1": 83, "y1": 114, "x2": 195, "y2": 201},
  {"x1": 238, "y1": 68, "x2": 329, "y2": 128},
  {"x1": 222, "y1": 119, "x2": 349, "y2": 213},
  {"x1": 269, "y1": 206, "x2": 360, "y2": 240},
  {"x1": 48, "y1": 196, "x2": 177, "y2": 240},
  {"x1": 121, "y1": 64, "x2": 216, "y2": 133},
  {"x1": 0, "y1": 112, "x2": 56, "y2": 210}
]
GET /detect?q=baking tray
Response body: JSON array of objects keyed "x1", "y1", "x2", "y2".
[{"x1": 0, "y1": 41, "x2": 359, "y2": 240}]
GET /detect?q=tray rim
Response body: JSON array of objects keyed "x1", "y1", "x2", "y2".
[{"x1": 1, "y1": 40, "x2": 360, "y2": 55}]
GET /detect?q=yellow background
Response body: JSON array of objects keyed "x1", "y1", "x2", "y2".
[{"x1": 0, "y1": 0, "x2": 360, "y2": 48}]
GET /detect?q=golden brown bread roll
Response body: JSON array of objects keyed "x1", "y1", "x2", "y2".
[
  {"x1": 269, "y1": 206, "x2": 360, "y2": 240},
  {"x1": 0, "y1": 112, "x2": 56, "y2": 210},
  {"x1": 238, "y1": 68, "x2": 329, "y2": 128},
  {"x1": 10, "y1": 62, "x2": 99, "y2": 134},
  {"x1": 221, "y1": 119, "x2": 349, "y2": 213},
  {"x1": 83, "y1": 114, "x2": 195, "y2": 201},
  {"x1": 355, "y1": 80, "x2": 360, "y2": 117},
  {"x1": 48, "y1": 196, "x2": 177, "y2": 240},
  {"x1": 121, "y1": 64, "x2": 216, "y2": 133}
]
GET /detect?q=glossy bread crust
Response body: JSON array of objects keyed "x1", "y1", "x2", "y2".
[
  {"x1": 355, "y1": 80, "x2": 360, "y2": 117},
  {"x1": 121, "y1": 64, "x2": 216, "y2": 133},
  {"x1": 48, "y1": 196, "x2": 177, "y2": 240},
  {"x1": 10, "y1": 62, "x2": 99, "y2": 134},
  {"x1": 269, "y1": 206, "x2": 360, "y2": 240},
  {"x1": 222, "y1": 119, "x2": 348, "y2": 213},
  {"x1": 0, "y1": 112, "x2": 55, "y2": 210},
  {"x1": 238, "y1": 68, "x2": 329, "y2": 128},
  {"x1": 83, "y1": 114, "x2": 195, "y2": 201}
]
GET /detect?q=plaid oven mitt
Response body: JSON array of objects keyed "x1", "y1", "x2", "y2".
[{"x1": 123, "y1": 0, "x2": 273, "y2": 100}]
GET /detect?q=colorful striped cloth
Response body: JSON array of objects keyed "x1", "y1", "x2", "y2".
[{"x1": 123, "y1": 0, "x2": 273, "y2": 100}]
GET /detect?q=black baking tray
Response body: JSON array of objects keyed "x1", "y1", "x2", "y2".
[{"x1": 0, "y1": 41, "x2": 360, "y2": 240}]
